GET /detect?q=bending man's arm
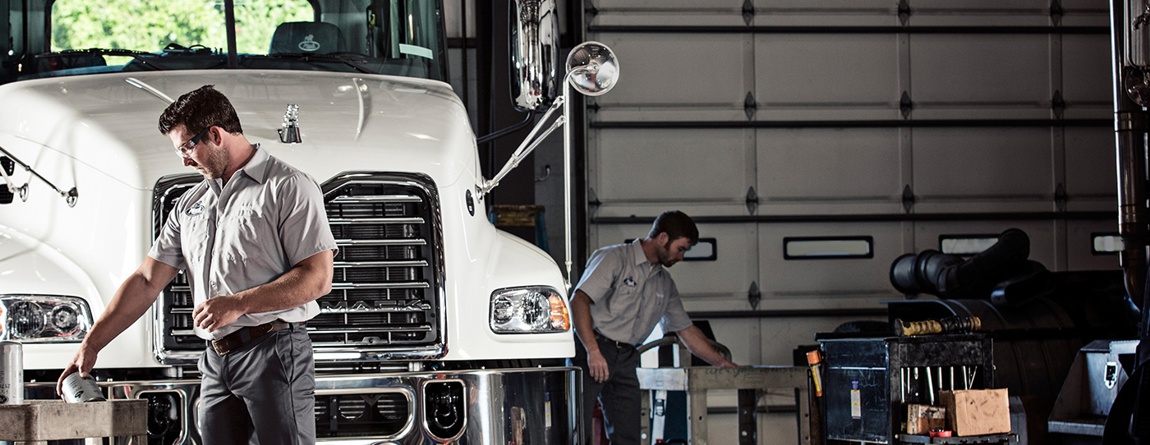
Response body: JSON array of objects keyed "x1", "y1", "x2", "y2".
[
  {"x1": 676, "y1": 325, "x2": 738, "y2": 368},
  {"x1": 192, "y1": 249, "x2": 335, "y2": 332},
  {"x1": 58, "y1": 257, "x2": 179, "y2": 395},
  {"x1": 570, "y1": 290, "x2": 610, "y2": 383}
]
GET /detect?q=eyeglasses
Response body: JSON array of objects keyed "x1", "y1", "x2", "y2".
[{"x1": 175, "y1": 126, "x2": 213, "y2": 159}]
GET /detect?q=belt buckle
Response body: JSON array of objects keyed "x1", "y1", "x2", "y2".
[{"x1": 211, "y1": 340, "x2": 230, "y2": 356}]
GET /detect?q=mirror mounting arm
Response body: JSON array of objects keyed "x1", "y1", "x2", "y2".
[{"x1": 478, "y1": 96, "x2": 566, "y2": 196}]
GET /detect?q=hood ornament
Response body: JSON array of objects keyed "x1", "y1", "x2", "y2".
[{"x1": 278, "y1": 104, "x2": 302, "y2": 144}]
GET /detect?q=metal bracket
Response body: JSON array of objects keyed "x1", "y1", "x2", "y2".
[
  {"x1": 744, "y1": 92, "x2": 757, "y2": 121},
  {"x1": 1050, "y1": 0, "x2": 1063, "y2": 26},
  {"x1": 748, "y1": 281, "x2": 762, "y2": 310},
  {"x1": 745, "y1": 186, "x2": 759, "y2": 215},
  {"x1": 1055, "y1": 183, "x2": 1068, "y2": 210},
  {"x1": 1052, "y1": 90, "x2": 1065, "y2": 119},
  {"x1": 902, "y1": 184, "x2": 915, "y2": 213},
  {"x1": 900, "y1": 91, "x2": 914, "y2": 119}
]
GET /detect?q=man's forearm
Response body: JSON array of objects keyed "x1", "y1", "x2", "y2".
[
  {"x1": 570, "y1": 291, "x2": 600, "y2": 354},
  {"x1": 678, "y1": 325, "x2": 737, "y2": 367},
  {"x1": 233, "y1": 250, "x2": 334, "y2": 313}
]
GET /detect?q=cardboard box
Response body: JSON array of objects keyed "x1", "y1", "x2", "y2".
[
  {"x1": 940, "y1": 389, "x2": 1010, "y2": 436},
  {"x1": 906, "y1": 404, "x2": 946, "y2": 435}
]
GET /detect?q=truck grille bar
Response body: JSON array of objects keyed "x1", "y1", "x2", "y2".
[{"x1": 152, "y1": 172, "x2": 446, "y2": 364}]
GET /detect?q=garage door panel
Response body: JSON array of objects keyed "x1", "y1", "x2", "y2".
[
  {"x1": 912, "y1": 127, "x2": 1053, "y2": 212},
  {"x1": 592, "y1": 128, "x2": 752, "y2": 204},
  {"x1": 757, "y1": 128, "x2": 903, "y2": 213},
  {"x1": 753, "y1": 1, "x2": 895, "y2": 27},
  {"x1": 587, "y1": 34, "x2": 748, "y2": 122},
  {"x1": 910, "y1": 34, "x2": 1051, "y2": 119},
  {"x1": 909, "y1": 1, "x2": 1061, "y2": 26},
  {"x1": 759, "y1": 222, "x2": 904, "y2": 306},
  {"x1": 1065, "y1": 126, "x2": 1117, "y2": 211},
  {"x1": 590, "y1": 0, "x2": 749, "y2": 27},
  {"x1": 1067, "y1": 220, "x2": 1122, "y2": 271},
  {"x1": 754, "y1": 34, "x2": 900, "y2": 120},
  {"x1": 1059, "y1": 1, "x2": 1114, "y2": 27},
  {"x1": 1062, "y1": 34, "x2": 1116, "y2": 119},
  {"x1": 757, "y1": 316, "x2": 887, "y2": 363}
]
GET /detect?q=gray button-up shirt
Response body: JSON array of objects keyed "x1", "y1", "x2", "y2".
[
  {"x1": 575, "y1": 240, "x2": 692, "y2": 345},
  {"x1": 150, "y1": 145, "x2": 337, "y2": 340}
]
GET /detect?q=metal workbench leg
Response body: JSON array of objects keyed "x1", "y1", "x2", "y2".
[
  {"x1": 797, "y1": 386, "x2": 814, "y2": 445},
  {"x1": 738, "y1": 389, "x2": 758, "y2": 445},
  {"x1": 690, "y1": 387, "x2": 708, "y2": 445}
]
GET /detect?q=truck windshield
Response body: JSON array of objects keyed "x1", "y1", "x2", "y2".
[{"x1": 7, "y1": 0, "x2": 446, "y2": 83}]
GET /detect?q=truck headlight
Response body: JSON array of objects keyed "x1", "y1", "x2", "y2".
[
  {"x1": 489, "y1": 287, "x2": 570, "y2": 334},
  {"x1": 0, "y1": 295, "x2": 93, "y2": 342}
]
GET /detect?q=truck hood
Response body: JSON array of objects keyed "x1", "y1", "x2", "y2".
[{"x1": 0, "y1": 70, "x2": 480, "y2": 191}]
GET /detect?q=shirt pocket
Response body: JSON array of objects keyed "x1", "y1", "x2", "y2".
[
  {"x1": 181, "y1": 216, "x2": 210, "y2": 266},
  {"x1": 227, "y1": 209, "x2": 272, "y2": 263},
  {"x1": 606, "y1": 278, "x2": 639, "y2": 314}
]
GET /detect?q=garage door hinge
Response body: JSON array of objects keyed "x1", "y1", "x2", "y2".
[
  {"x1": 1052, "y1": 90, "x2": 1065, "y2": 119},
  {"x1": 742, "y1": 0, "x2": 755, "y2": 26},
  {"x1": 1055, "y1": 183, "x2": 1067, "y2": 210},
  {"x1": 748, "y1": 281, "x2": 761, "y2": 310},
  {"x1": 1050, "y1": 0, "x2": 1063, "y2": 26},
  {"x1": 745, "y1": 187, "x2": 759, "y2": 214},
  {"x1": 900, "y1": 91, "x2": 914, "y2": 119},
  {"x1": 902, "y1": 184, "x2": 915, "y2": 213},
  {"x1": 744, "y1": 92, "x2": 757, "y2": 120},
  {"x1": 588, "y1": 188, "x2": 601, "y2": 210},
  {"x1": 898, "y1": 0, "x2": 911, "y2": 26}
]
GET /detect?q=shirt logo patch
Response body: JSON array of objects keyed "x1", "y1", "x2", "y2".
[
  {"x1": 187, "y1": 202, "x2": 205, "y2": 216},
  {"x1": 623, "y1": 277, "x2": 636, "y2": 287}
]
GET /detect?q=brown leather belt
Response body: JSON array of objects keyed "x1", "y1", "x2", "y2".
[{"x1": 210, "y1": 320, "x2": 292, "y2": 356}]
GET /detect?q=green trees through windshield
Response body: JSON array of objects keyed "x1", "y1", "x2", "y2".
[{"x1": 51, "y1": 0, "x2": 312, "y2": 55}]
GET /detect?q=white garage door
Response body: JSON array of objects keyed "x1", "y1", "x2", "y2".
[{"x1": 580, "y1": 0, "x2": 1116, "y2": 371}]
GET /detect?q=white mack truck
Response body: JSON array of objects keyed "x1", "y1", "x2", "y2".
[{"x1": 0, "y1": 0, "x2": 610, "y2": 442}]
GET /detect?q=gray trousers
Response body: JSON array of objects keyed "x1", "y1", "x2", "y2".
[
  {"x1": 197, "y1": 323, "x2": 315, "y2": 445},
  {"x1": 572, "y1": 333, "x2": 642, "y2": 445}
]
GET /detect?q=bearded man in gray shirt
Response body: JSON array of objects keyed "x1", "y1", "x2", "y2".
[
  {"x1": 570, "y1": 210, "x2": 738, "y2": 445},
  {"x1": 58, "y1": 85, "x2": 337, "y2": 444}
]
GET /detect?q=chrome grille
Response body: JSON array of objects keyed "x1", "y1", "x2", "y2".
[
  {"x1": 153, "y1": 173, "x2": 444, "y2": 364},
  {"x1": 316, "y1": 392, "x2": 412, "y2": 438}
]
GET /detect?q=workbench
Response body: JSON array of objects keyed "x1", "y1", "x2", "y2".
[
  {"x1": 0, "y1": 399, "x2": 147, "y2": 444},
  {"x1": 637, "y1": 366, "x2": 814, "y2": 445}
]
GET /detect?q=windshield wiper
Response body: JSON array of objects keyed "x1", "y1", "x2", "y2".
[
  {"x1": 264, "y1": 53, "x2": 374, "y2": 74},
  {"x1": 38, "y1": 48, "x2": 169, "y2": 71}
]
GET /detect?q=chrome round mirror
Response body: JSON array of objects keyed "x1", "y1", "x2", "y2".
[{"x1": 565, "y1": 41, "x2": 619, "y2": 96}]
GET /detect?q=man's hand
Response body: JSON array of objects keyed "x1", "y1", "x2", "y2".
[
  {"x1": 56, "y1": 345, "x2": 98, "y2": 398},
  {"x1": 193, "y1": 295, "x2": 245, "y2": 332},
  {"x1": 587, "y1": 349, "x2": 610, "y2": 383},
  {"x1": 714, "y1": 357, "x2": 739, "y2": 369}
]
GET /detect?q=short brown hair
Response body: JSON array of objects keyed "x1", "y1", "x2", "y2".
[
  {"x1": 648, "y1": 210, "x2": 699, "y2": 244},
  {"x1": 157, "y1": 85, "x2": 243, "y2": 136}
]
